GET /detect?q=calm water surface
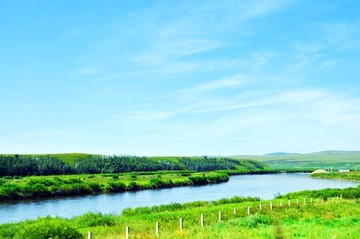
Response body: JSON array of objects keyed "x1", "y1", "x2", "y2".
[{"x1": 0, "y1": 173, "x2": 357, "y2": 223}]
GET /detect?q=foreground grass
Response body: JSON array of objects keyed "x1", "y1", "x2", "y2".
[
  {"x1": 1, "y1": 186, "x2": 359, "y2": 239},
  {"x1": 310, "y1": 171, "x2": 360, "y2": 182}
]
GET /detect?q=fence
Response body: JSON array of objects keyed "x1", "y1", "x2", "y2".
[{"x1": 53, "y1": 195, "x2": 343, "y2": 239}]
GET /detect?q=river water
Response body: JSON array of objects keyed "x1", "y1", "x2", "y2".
[{"x1": 0, "y1": 173, "x2": 357, "y2": 224}]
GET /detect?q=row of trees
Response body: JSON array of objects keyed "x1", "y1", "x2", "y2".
[
  {"x1": 0, "y1": 155, "x2": 74, "y2": 177},
  {"x1": 74, "y1": 155, "x2": 183, "y2": 174},
  {"x1": 0, "y1": 155, "x2": 267, "y2": 177}
]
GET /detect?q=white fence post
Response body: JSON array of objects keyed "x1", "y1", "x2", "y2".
[
  {"x1": 303, "y1": 198, "x2": 306, "y2": 205},
  {"x1": 288, "y1": 199, "x2": 291, "y2": 206},
  {"x1": 296, "y1": 198, "x2": 299, "y2": 205},
  {"x1": 155, "y1": 222, "x2": 159, "y2": 237},
  {"x1": 247, "y1": 206, "x2": 250, "y2": 215},
  {"x1": 88, "y1": 232, "x2": 92, "y2": 239},
  {"x1": 270, "y1": 201, "x2": 273, "y2": 211},
  {"x1": 280, "y1": 200, "x2": 283, "y2": 207},
  {"x1": 259, "y1": 203, "x2": 262, "y2": 210},
  {"x1": 180, "y1": 217, "x2": 183, "y2": 230},
  {"x1": 218, "y1": 211, "x2": 222, "y2": 221},
  {"x1": 233, "y1": 208, "x2": 237, "y2": 214},
  {"x1": 126, "y1": 226, "x2": 130, "y2": 239},
  {"x1": 201, "y1": 213, "x2": 204, "y2": 227}
]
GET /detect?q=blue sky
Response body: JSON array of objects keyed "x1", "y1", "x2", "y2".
[{"x1": 1, "y1": 0, "x2": 360, "y2": 156}]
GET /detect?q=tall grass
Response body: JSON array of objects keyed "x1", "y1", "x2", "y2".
[{"x1": 0, "y1": 188, "x2": 359, "y2": 239}]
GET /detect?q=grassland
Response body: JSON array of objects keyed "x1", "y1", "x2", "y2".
[
  {"x1": 0, "y1": 186, "x2": 359, "y2": 239},
  {"x1": 0, "y1": 171, "x2": 229, "y2": 201},
  {"x1": 231, "y1": 150, "x2": 360, "y2": 170},
  {"x1": 310, "y1": 171, "x2": 360, "y2": 182},
  {"x1": 5, "y1": 150, "x2": 358, "y2": 172}
]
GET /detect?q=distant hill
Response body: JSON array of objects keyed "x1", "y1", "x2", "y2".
[
  {"x1": 231, "y1": 150, "x2": 360, "y2": 170},
  {"x1": 264, "y1": 152, "x2": 300, "y2": 156}
]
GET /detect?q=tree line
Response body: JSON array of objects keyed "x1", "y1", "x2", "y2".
[{"x1": 0, "y1": 154, "x2": 268, "y2": 177}]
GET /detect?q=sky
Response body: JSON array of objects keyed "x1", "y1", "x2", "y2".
[{"x1": 1, "y1": 0, "x2": 360, "y2": 156}]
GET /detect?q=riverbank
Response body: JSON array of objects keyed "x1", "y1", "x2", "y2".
[
  {"x1": 310, "y1": 171, "x2": 360, "y2": 182},
  {"x1": 1, "y1": 185, "x2": 359, "y2": 239},
  {"x1": 0, "y1": 171, "x2": 231, "y2": 201}
]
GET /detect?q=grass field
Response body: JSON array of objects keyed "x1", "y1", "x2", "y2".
[
  {"x1": 4, "y1": 150, "x2": 359, "y2": 171},
  {"x1": 231, "y1": 150, "x2": 360, "y2": 170},
  {"x1": 310, "y1": 171, "x2": 360, "y2": 182},
  {"x1": 0, "y1": 171, "x2": 229, "y2": 200},
  {"x1": 0, "y1": 188, "x2": 359, "y2": 239}
]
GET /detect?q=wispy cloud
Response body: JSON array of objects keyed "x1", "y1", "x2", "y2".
[{"x1": 182, "y1": 74, "x2": 246, "y2": 94}]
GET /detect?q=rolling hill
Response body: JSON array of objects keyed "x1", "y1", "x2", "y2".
[{"x1": 231, "y1": 150, "x2": 360, "y2": 170}]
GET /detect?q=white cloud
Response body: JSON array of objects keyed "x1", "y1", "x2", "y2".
[{"x1": 183, "y1": 74, "x2": 246, "y2": 93}]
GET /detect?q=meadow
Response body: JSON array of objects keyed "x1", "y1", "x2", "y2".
[
  {"x1": 231, "y1": 150, "x2": 360, "y2": 170},
  {"x1": 0, "y1": 171, "x2": 229, "y2": 200},
  {"x1": 0, "y1": 185, "x2": 359, "y2": 239},
  {"x1": 310, "y1": 171, "x2": 360, "y2": 182}
]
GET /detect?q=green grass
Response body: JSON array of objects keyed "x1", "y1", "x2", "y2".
[
  {"x1": 231, "y1": 150, "x2": 360, "y2": 170},
  {"x1": 0, "y1": 171, "x2": 230, "y2": 200},
  {"x1": 310, "y1": 171, "x2": 360, "y2": 182},
  {"x1": 3, "y1": 150, "x2": 360, "y2": 171},
  {"x1": 1, "y1": 191, "x2": 359, "y2": 239}
]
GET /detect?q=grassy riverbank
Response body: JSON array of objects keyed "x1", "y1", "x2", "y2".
[
  {"x1": 0, "y1": 171, "x2": 230, "y2": 201},
  {"x1": 310, "y1": 171, "x2": 360, "y2": 182},
  {"x1": 0, "y1": 186, "x2": 359, "y2": 239}
]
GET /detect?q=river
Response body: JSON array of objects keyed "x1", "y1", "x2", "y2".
[{"x1": 0, "y1": 173, "x2": 357, "y2": 224}]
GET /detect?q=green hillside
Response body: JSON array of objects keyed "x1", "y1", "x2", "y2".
[
  {"x1": 0, "y1": 154, "x2": 271, "y2": 177},
  {"x1": 231, "y1": 150, "x2": 360, "y2": 170}
]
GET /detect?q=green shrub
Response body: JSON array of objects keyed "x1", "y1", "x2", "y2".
[
  {"x1": 73, "y1": 212, "x2": 116, "y2": 227},
  {"x1": 107, "y1": 181, "x2": 126, "y2": 192},
  {"x1": 0, "y1": 223, "x2": 20, "y2": 239},
  {"x1": 14, "y1": 217, "x2": 82, "y2": 239},
  {"x1": 233, "y1": 214, "x2": 271, "y2": 228}
]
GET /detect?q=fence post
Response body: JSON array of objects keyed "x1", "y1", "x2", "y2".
[
  {"x1": 247, "y1": 206, "x2": 250, "y2": 215},
  {"x1": 303, "y1": 198, "x2": 306, "y2": 205},
  {"x1": 310, "y1": 198, "x2": 313, "y2": 203},
  {"x1": 218, "y1": 211, "x2": 222, "y2": 221},
  {"x1": 126, "y1": 226, "x2": 130, "y2": 239},
  {"x1": 340, "y1": 194, "x2": 342, "y2": 200},
  {"x1": 180, "y1": 218, "x2": 183, "y2": 230},
  {"x1": 233, "y1": 208, "x2": 237, "y2": 214},
  {"x1": 280, "y1": 200, "x2": 283, "y2": 207},
  {"x1": 296, "y1": 198, "x2": 299, "y2": 205},
  {"x1": 155, "y1": 222, "x2": 159, "y2": 237},
  {"x1": 201, "y1": 213, "x2": 204, "y2": 227},
  {"x1": 259, "y1": 203, "x2": 262, "y2": 211},
  {"x1": 88, "y1": 232, "x2": 92, "y2": 239},
  {"x1": 270, "y1": 201, "x2": 273, "y2": 211},
  {"x1": 322, "y1": 198, "x2": 324, "y2": 203},
  {"x1": 288, "y1": 199, "x2": 291, "y2": 206}
]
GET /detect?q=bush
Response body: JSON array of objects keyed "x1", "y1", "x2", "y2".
[
  {"x1": 73, "y1": 212, "x2": 116, "y2": 227},
  {"x1": 107, "y1": 181, "x2": 126, "y2": 192},
  {"x1": 234, "y1": 214, "x2": 271, "y2": 228},
  {"x1": 14, "y1": 217, "x2": 82, "y2": 239}
]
